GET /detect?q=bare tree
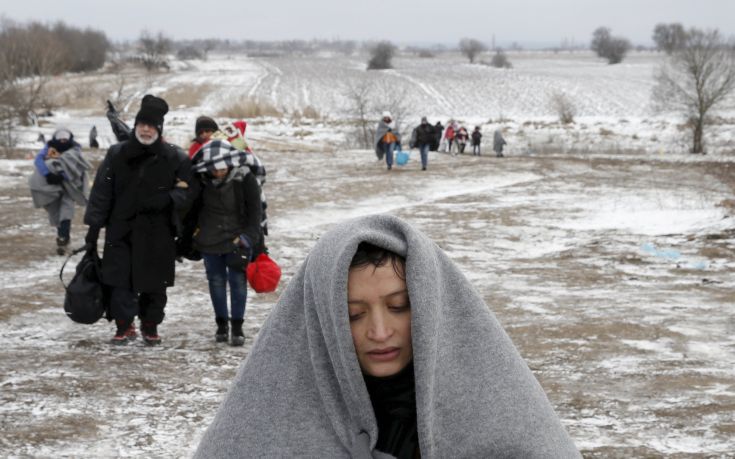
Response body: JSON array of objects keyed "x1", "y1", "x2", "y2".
[
  {"x1": 549, "y1": 91, "x2": 576, "y2": 124},
  {"x1": 343, "y1": 81, "x2": 412, "y2": 149},
  {"x1": 459, "y1": 38, "x2": 486, "y2": 64},
  {"x1": 0, "y1": 21, "x2": 66, "y2": 125},
  {"x1": 652, "y1": 23, "x2": 688, "y2": 54},
  {"x1": 367, "y1": 41, "x2": 397, "y2": 70},
  {"x1": 375, "y1": 95, "x2": 410, "y2": 140},
  {"x1": 490, "y1": 49, "x2": 512, "y2": 68},
  {"x1": 591, "y1": 27, "x2": 631, "y2": 64},
  {"x1": 652, "y1": 28, "x2": 735, "y2": 154},
  {"x1": 201, "y1": 39, "x2": 217, "y2": 59},
  {"x1": 139, "y1": 30, "x2": 172, "y2": 71},
  {"x1": 345, "y1": 81, "x2": 375, "y2": 148}
]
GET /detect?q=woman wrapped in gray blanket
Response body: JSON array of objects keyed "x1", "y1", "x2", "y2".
[
  {"x1": 28, "y1": 128, "x2": 90, "y2": 255},
  {"x1": 195, "y1": 214, "x2": 580, "y2": 458}
]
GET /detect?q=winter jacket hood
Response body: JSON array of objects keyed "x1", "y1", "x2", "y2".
[{"x1": 194, "y1": 214, "x2": 580, "y2": 458}]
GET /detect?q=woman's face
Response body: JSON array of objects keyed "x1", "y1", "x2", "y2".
[
  {"x1": 347, "y1": 262, "x2": 412, "y2": 377},
  {"x1": 211, "y1": 168, "x2": 229, "y2": 179}
]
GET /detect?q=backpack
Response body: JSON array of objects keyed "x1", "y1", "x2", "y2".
[{"x1": 60, "y1": 246, "x2": 108, "y2": 324}]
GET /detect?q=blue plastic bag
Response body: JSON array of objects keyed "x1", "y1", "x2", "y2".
[{"x1": 395, "y1": 148, "x2": 410, "y2": 166}]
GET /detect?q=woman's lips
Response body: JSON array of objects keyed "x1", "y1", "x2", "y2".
[{"x1": 367, "y1": 347, "x2": 400, "y2": 361}]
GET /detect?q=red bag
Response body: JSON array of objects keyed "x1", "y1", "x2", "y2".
[{"x1": 246, "y1": 253, "x2": 281, "y2": 293}]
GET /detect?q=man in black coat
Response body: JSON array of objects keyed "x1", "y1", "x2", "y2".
[
  {"x1": 410, "y1": 117, "x2": 436, "y2": 171},
  {"x1": 84, "y1": 95, "x2": 192, "y2": 345}
]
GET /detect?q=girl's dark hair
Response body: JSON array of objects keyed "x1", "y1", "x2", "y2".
[{"x1": 350, "y1": 242, "x2": 405, "y2": 279}]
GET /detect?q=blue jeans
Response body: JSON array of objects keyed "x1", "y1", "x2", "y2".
[
  {"x1": 202, "y1": 252, "x2": 247, "y2": 320},
  {"x1": 382, "y1": 142, "x2": 396, "y2": 167},
  {"x1": 419, "y1": 144, "x2": 430, "y2": 168}
]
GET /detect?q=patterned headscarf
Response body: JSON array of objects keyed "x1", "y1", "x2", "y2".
[{"x1": 191, "y1": 139, "x2": 258, "y2": 175}]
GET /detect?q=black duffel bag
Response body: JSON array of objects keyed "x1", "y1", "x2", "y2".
[{"x1": 60, "y1": 246, "x2": 108, "y2": 324}]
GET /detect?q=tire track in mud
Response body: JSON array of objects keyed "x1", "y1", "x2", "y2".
[{"x1": 248, "y1": 61, "x2": 283, "y2": 104}]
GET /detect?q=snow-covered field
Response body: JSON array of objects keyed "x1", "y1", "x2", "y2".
[
  {"x1": 2, "y1": 52, "x2": 735, "y2": 457},
  {"x1": 13, "y1": 51, "x2": 735, "y2": 156}
]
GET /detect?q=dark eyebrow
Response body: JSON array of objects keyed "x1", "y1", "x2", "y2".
[{"x1": 348, "y1": 289, "x2": 408, "y2": 305}]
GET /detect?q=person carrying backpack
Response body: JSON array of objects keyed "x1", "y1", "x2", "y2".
[{"x1": 180, "y1": 140, "x2": 263, "y2": 346}]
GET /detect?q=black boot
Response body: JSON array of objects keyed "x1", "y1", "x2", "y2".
[
  {"x1": 215, "y1": 317, "x2": 229, "y2": 343},
  {"x1": 56, "y1": 236, "x2": 70, "y2": 256},
  {"x1": 230, "y1": 319, "x2": 245, "y2": 347}
]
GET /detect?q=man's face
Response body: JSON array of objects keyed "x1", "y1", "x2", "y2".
[
  {"x1": 199, "y1": 129, "x2": 215, "y2": 140},
  {"x1": 135, "y1": 122, "x2": 159, "y2": 145},
  {"x1": 383, "y1": 117, "x2": 392, "y2": 124}
]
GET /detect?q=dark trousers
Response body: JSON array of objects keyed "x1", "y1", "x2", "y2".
[
  {"x1": 109, "y1": 287, "x2": 167, "y2": 324},
  {"x1": 57, "y1": 219, "x2": 71, "y2": 239}
]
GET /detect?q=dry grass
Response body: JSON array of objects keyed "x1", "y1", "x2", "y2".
[
  {"x1": 160, "y1": 83, "x2": 212, "y2": 108},
  {"x1": 217, "y1": 97, "x2": 282, "y2": 119}
]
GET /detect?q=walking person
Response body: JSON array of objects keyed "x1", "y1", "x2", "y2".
[
  {"x1": 374, "y1": 112, "x2": 401, "y2": 170},
  {"x1": 471, "y1": 126, "x2": 482, "y2": 155},
  {"x1": 432, "y1": 121, "x2": 444, "y2": 151},
  {"x1": 89, "y1": 125, "x2": 99, "y2": 149},
  {"x1": 444, "y1": 120, "x2": 457, "y2": 154},
  {"x1": 28, "y1": 128, "x2": 91, "y2": 255},
  {"x1": 493, "y1": 128, "x2": 507, "y2": 157},
  {"x1": 83, "y1": 95, "x2": 192, "y2": 345},
  {"x1": 409, "y1": 117, "x2": 436, "y2": 171},
  {"x1": 180, "y1": 139, "x2": 263, "y2": 346},
  {"x1": 194, "y1": 214, "x2": 581, "y2": 458},
  {"x1": 456, "y1": 126, "x2": 469, "y2": 154}
]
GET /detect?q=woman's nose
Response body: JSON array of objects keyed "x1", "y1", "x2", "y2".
[{"x1": 366, "y1": 312, "x2": 392, "y2": 341}]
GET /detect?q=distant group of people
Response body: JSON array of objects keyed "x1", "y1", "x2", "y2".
[
  {"x1": 31, "y1": 95, "x2": 266, "y2": 347},
  {"x1": 374, "y1": 114, "x2": 507, "y2": 171}
]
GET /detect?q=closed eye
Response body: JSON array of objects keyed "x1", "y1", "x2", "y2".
[{"x1": 389, "y1": 304, "x2": 410, "y2": 313}]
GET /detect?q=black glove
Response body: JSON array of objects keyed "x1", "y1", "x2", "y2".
[
  {"x1": 84, "y1": 226, "x2": 100, "y2": 252},
  {"x1": 45, "y1": 172, "x2": 64, "y2": 185},
  {"x1": 138, "y1": 193, "x2": 171, "y2": 213}
]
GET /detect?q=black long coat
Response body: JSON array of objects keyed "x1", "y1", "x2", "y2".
[{"x1": 84, "y1": 138, "x2": 192, "y2": 292}]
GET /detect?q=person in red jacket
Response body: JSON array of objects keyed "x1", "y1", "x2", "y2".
[
  {"x1": 188, "y1": 116, "x2": 219, "y2": 158},
  {"x1": 444, "y1": 121, "x2": 456, "y2": 154}
]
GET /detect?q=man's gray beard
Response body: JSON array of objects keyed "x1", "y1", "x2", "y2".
[{"x1": 135, "y1": 130, "x2": 159, "y2": 145}]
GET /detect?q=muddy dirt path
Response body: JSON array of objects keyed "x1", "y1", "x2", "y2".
[{"x1": 1, "y1": 149, "x2": 733, "y2": 457}]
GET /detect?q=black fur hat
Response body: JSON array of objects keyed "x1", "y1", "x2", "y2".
[{"x1": 134, "y1": 94, "x2": 169, "y2": 133}]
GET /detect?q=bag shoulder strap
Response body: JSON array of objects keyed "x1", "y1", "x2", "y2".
[{"x1": 59, "y1": 246, "x2": 95, "y2": 290}]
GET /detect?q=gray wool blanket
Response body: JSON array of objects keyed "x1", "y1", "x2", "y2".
[
  {"x1": 195, "y1": 214, "x2": 580, "y2": 458},
  {"x1": 28, "y1": 147, "x2": 91, "y2": 209}
]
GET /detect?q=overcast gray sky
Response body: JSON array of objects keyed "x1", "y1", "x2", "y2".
[{"x1": 2, "y1": 0, "x2": 733, "y2": 47}]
